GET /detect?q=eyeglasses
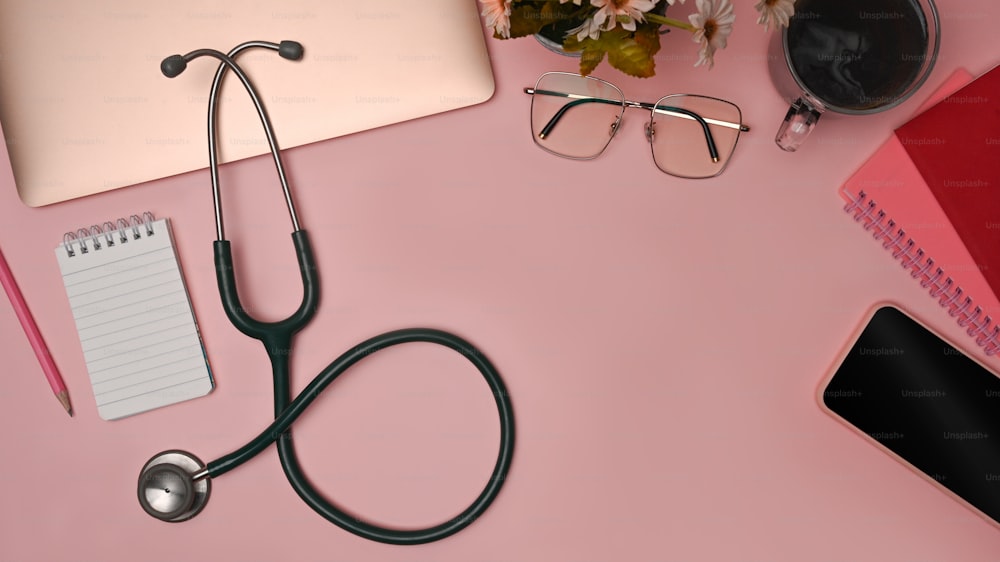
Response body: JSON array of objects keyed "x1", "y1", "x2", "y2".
[{"x1": 524, "y1": 72, "x2": 750, "y2": 179}]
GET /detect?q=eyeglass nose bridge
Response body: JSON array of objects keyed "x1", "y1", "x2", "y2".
[
  {"x1": 609, "y1": 115, "x2": 623, "y2": 138},
  {"x1": 625, "y1": 99, "x2": 659, "y2": 143}
]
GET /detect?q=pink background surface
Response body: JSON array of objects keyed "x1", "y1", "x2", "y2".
[{"x1": 2, "y1": 1, "x2": 1000, "y2": 559}]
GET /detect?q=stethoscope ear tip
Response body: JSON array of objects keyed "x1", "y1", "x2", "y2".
[
  {"x1": 160, "y1": 55, "x2": 187, "y2": 78},
  {"x1": 137, "y1": 450, "x2": 211, "y2": 522},
  {"x1": 278, "y1": 41, "x2": 304, "y2": 61}
]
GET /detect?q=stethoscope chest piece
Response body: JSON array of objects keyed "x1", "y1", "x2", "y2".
[{"x1": 137, "y1": 450, "x2": 211, "y2": 523}]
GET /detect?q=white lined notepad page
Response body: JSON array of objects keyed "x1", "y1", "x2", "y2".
[{"x1": 55, "y1": 218, "x2": 213, "y2": 420}]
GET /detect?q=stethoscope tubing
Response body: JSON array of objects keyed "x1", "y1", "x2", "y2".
[
  {"x1": 205, "y1": 327, "x2": 514, "y2": 480},
  {"x1": 208, "y1": 326, "x2": 515, "y2": 544}
]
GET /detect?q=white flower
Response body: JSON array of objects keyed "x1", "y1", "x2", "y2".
[
  {"x1": 590, "y1": 0, "x2": 658, "y2": 33},
  {"x1": 560, "y1": 0, "x2": 584, "y2": 4},
  {"x1": 665, "y1": 0, "x2": 686, "y2": 4},
  {"x1": 480, "y1": 0, "x2": 512, "y2": 39},
  {"x1": 754, "y1": 0, "x2": 795, "y2": 31},
  {"x1": 689, "y1": 0, "x2": 735, "y2": 69},
  {"x1": 568, "y1": 17, "x2": 603, "y2": 41}
]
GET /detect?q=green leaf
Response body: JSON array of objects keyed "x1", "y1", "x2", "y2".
[
  {"x1": 607, "y1": 37, "x2": 657, "y2": 78},
  {"x1": 579, "y1": 48, "x2": 606, "y2": 76},
  {"x1": 539, "y1": 1, "x2": 559, "y2": 21},
  {"x1": 507, "y1": 5, "x2": 548, "y2": 38},
  {"x1": 634, "y1": 23, "x2": 662, "y2": 57},
  {"x1": 506, "y1": 2, "x2": 584, "y2": 39},
  {"x1": 562, "y1": 28, "x2": 657, "y2": 78},
  {"x1": 561, "y1": 32, "x2": 586, "y2": 53}
]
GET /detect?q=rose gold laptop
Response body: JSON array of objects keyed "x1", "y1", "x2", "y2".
[{"x1": 0, "y1": 0, "x2": 494, "y2": 207}]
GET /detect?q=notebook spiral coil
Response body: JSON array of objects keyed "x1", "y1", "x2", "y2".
[
  {"x1": 62, "y1": 212, "x2": 156, "y2": 258},
  {"x1": 845, "y1": 191, "x2": 1000, "y2": 356}
]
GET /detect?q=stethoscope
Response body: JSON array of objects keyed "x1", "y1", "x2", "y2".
[{"x1": 136, "y1": 40, "x2": 515, "y2": 545}]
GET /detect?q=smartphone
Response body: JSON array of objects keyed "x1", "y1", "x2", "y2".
[{"x1": 819, "y1": 304, "x2": 1000, "y2": 526}]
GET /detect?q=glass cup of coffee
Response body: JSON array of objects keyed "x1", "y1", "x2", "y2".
[{"x1": 769, "y1": 0, "x2": 940, "y2": 152}]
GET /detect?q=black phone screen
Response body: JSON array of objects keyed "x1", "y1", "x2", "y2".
[{"x1": 822, "y1": 305, "x2": 1000, "y2": 524}]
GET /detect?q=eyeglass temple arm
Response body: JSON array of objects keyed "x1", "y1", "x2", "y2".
[{"x1": 525, "y1": 87, "x2": 749, "y2": 163}]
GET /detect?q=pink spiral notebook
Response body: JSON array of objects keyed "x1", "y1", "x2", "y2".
[{"x1": 840, "y1": 67, "x2": 1000, "y2": 356}]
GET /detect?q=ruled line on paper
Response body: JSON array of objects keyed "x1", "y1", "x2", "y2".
[
  {"x1": 90, "y1": 350, "x2": 205, "y2": 387},
  {"x1": 85, "y1": 334, "x2": 203, "y2": 375},
  {"x1": 94, "y1": 363, "x2": 208, "y2": 397},
  {"x1": 95, "y1": 375, "x2": 210, "y2": 407}
]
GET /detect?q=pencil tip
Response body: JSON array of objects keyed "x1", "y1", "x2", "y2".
[{"x1": 56, "y1": 390, "x2": 73, "y2": 417}]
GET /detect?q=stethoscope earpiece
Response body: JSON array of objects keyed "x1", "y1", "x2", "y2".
[
  {"x1": 278, "y1": 40, "x2": 303, "y2": 61},
  {"x1": 137, "y1": 450, "x2": 211, "y2": 523},
  {"x1": 159, "y1": 55, "x2": 187, "y2": 78}
]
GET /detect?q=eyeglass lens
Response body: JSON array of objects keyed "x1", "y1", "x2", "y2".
[
  {"x1": 649, "y1": 94, "x2": 742, "y2": 179},
  {"x1": 530, "y1": 73, "x2": 625, "y2": 160}
]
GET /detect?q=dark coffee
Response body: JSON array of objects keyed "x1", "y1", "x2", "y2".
[{"x1": 786, "y1": 0, "x2": 929, "y2": 110}]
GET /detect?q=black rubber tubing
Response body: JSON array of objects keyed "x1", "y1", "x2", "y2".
[{"x1": 206, "y1": 236, "x2": 515, "y2": 545}]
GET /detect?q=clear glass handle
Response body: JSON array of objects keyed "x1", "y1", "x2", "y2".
[{"x1": 775, "y1": 98, "x2": 822, "y2": 152}]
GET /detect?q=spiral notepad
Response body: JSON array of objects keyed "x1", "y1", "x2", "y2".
[
  {"x1": 55, "y1": 213, "x2": 214, "y2": 420},
  {"x1": 839, "y1": 68, "x2": 1000, "y2": 357},
  {"x1": 843, "y1": 192, "x2": 999, "y2": 356}
]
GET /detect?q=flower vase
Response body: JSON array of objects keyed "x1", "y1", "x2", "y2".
[{"x1": 534, "y1": 18, "x2": 584, "y2": 57}]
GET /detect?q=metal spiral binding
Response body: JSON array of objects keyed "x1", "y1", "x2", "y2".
[
  {"x1": 845, "y1": 191, "x2": 1000, "y2": 356},
  {"x1": 62, "y1": 212, "x2": 156, "y2": 258}
]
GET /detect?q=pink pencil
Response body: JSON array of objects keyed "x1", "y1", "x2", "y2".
[{"x1": 0, "y1": 245, "x2": 72, "y2": 416}]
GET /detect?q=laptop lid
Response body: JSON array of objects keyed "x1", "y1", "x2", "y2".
[{"x1": 0, "y1": 0, "x2": 495, "y2": 207}]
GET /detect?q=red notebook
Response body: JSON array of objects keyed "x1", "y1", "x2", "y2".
[
  {"x1": 840, "y1": 66, "x2": 1000, "y2": 356},
  {"x1": 895, "y1": 65, "x2": 1000, "y2": 301}
]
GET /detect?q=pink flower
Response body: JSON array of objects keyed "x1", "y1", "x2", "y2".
[
  {"x1": 590, "y1": 0, "x2": 659, "y2": 33},
  {"x1": 568, "y1": 17, "x2": 603, "y2": 41},
  {"x1": 689, "y1": 0, "x2": 735, "y2": 69},
  {"x1": 480, "y1": 0, "x2": 512, "y2": 39},
  {"x1": 754, "y1": 0, "x2": 795, "y2": 31}
]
